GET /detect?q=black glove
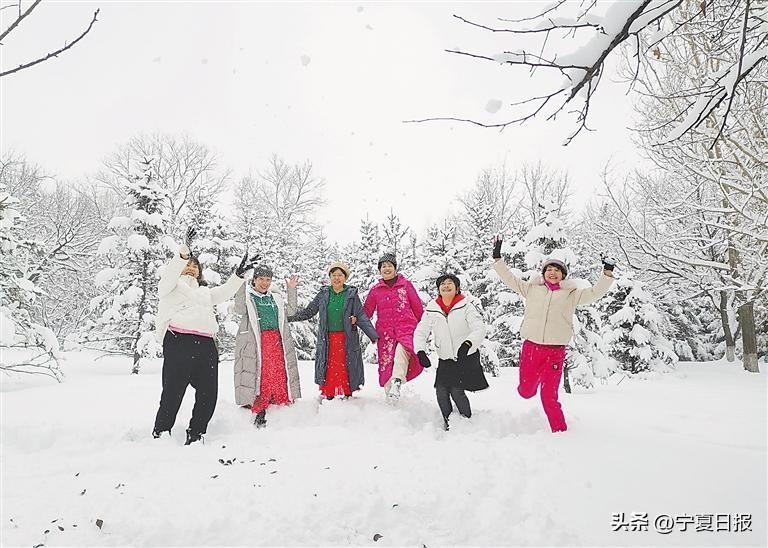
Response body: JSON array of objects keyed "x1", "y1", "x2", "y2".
[
  {"x1": 184, "y1": 226, "x2": 197, "y2": 248},
  {"x1": 235, "y1": 252, "x2": 261, "y2": 278},
  {"x1": 417, "y1": 350, "x2": 431, "y2": 369},
  {"x1": 492, "y1": 236, "x2": 503, "y2": 259},
  {"x1": 601, "y1": 255, "x2": 616, "y2": 272},
  {"x1": 457, "y1": 340, "x2": 472, "y2": 361}
]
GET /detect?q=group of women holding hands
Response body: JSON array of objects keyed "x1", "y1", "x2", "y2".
[{"x1": 152, "y1": 231, "x2": 616, "y2": 445}]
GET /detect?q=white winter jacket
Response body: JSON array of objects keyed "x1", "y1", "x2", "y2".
[
  {"x1": 155, "y1": 245, "x2": 245, "y2": 342},
  {"x1": 413, "y1": 295, "x2": 486, "y2": 361}
]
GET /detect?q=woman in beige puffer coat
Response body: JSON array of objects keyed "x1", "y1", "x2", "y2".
[{"x1": 492, "y1": 237, "x2": 615, "y2": 433}]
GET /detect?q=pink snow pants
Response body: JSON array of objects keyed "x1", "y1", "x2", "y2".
[{"x1": 518, "y1": 340, "x2": 568, "y2": 433}]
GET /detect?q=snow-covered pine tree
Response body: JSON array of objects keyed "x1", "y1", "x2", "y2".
[
  {"x1": 289, "y1": 227, "x2": 336, "y2": 360},
  {"x1": 89, "y1": 157, "x2": 171, "y2": 374},
  {"x1": 181, "y1": 194, "x2": 245, "y2": 356},
  {"x1": 456, "y1": 183, "x2": 503, "y2": 374},
  {"x1": 414, "y1": 219, "x2": 465, "y2": 297},
  {"x1": 0, "y1": 183, "x2": 62, "y2": 379},
  {"x1": 381, "y1": 209, "x2": 412, "y2": 272},
  {"x1": 600, "y1": 274, "x2": 678, "y2": 375},
  {"x1": 356, "y1": 215, "x2": 382, "y2": 297}
]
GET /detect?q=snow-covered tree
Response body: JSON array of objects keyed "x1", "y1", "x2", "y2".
[
  {"x1": 381, "y1": 209, "x2": 413, "y2": 273},
  {"x1": 428, "y1": 0, "x2": 767, "y2": 147},
  {"x1": 355, "y1": 215, "x2": 382, "y2": 298},
  {"x1": 601, "y1": 274, "x2": 678, "y2": 374},
  {"x1": 0, "y1": 182, "x2": 61, "y2": 380},
  {"x1": 181, "y1": 194, "x2": 245, "y2": 356},
  {"x1": 97, "y1": 133, "x2": 230, "y2": 236},
  {"x1": 88, "y1": 157, "x2": 171, "y2": 374}
]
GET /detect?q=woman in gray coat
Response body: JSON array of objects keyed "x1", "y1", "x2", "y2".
[
  {"x1": 288, "y1": 262, "x2": 378, "y2": 399},
  {"x1": 233, "y1": 265, "x2": 302, "y2": 427}
]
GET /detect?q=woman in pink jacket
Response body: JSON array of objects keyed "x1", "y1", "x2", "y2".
[{"x1": 363, "y1": 253, "x2": 424, "y2": 400}]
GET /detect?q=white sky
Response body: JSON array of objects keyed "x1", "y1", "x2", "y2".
[{"x1": 1, "y1": 1, "x2": 639, "y2": 244}]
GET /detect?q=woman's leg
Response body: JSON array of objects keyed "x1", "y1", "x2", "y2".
[
  {"x1": 435, "y1": 384, "x2": 453, "y2": 419},
  {"x1": 539, "y1": 348, "x2": 567, "y2": 432},
  {"x1": 153, "y1": 333, "x2": 193, "y2": 433},
  {"x1": 188, "y1": 336, "x2": 219, "y2": 435},
  {"x1": 517, "y1": 340, "x2": 541, "y2": 399},
  {"x1": 449, "y1": 387, "x2": 472, "y2": 418}
]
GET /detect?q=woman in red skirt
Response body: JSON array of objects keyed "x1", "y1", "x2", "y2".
[
  {"x1": 233, "y1": 265, "x2": 302, "y2": 427},
  {"x1": 289, "y1": 262, "x2": 378, "y2": 399}
]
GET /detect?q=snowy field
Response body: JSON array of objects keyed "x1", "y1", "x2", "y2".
[{"x1": 1, "y1": 351, "x2": 766, "y2": 547}]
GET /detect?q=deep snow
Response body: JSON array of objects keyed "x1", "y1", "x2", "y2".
[{"x1": 1, "y1": 352, "x2": 765, "y2": 547}]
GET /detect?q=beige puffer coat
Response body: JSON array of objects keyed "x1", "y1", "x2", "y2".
[
  {"x1": 492, "y1": 259, "x2": 613, "y2": 345},
  {"x1": 232, "y1": 284, "x2": 301, "y2": 406}
]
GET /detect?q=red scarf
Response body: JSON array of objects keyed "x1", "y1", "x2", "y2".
[
  {"x1": 436, "y1": 294, "x2": 464, "y2": 315},
  {"x1": 544, "y1": 280, "x2": 561, "y2": 291}
]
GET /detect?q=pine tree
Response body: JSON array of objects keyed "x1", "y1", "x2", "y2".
[
  {"x1": 182, "y1": 194, "x2": 245, "y2": 356},
  {"x1": 600, "y1": 274, "x2": 678, "y2": 374},
  {"x1": 356, "y1": 215, "x2": 382, "y2": 298},
  {"x1": 381, "y1": 209, "x2": 411, "y2": 270},
  {"x1": 89, "y1": 157, "x2": 171, "y2": 374}
]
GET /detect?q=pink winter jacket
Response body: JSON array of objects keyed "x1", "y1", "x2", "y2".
[{"x1": 363, "y1": 274, "x2": 425, "y2": 386}]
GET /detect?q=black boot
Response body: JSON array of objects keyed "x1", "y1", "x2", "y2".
[
  {"x1": 443, "y1": 417, "x2": 450, "y2": 431},
  {"x1": 152, "y1": 428, "x2": 170, "y2": 439},
  {"x1": 184, "y1": 428, "x2": 203, "y2": 445},
  {"x1": 254, "y1": 410, "x2": 267, "y2": 429}
]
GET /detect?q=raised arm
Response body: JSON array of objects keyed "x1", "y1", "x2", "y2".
[
  {"x1": 157, "y1": 244, "x2": 190, "y2": 299},
  {"x1": 575, "y1": 273, "x2": 614, "y2": 306},
  {"x1": 210, "y1": 273, "x2": 245, "y2": 305},
  {"x1": 492, "y1": 259, "x2": 531, "y2": 297},
  {"x1": 286, "y1": 285, "x2": 298, "y2": 317}
]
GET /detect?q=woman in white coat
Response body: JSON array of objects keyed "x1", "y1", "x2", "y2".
[
  {"x1": 414, "y1": 274, "x2": 488, "y2": 430},
  {"x1": 153, "y1": 232, "x2": 257, "y2": 445}
]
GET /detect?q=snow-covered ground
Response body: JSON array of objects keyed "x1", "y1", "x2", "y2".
[{"x1": 1, "y1": 352, "x2": 765, "y2": 547}]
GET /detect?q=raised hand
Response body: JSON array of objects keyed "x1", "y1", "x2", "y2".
[
  {"x1": 492, "y1": 236, "x2": 503, "y2": 259},
  {"x1": 235, "y1": 252, "x2": 256, "y2": 278},
  {"x1": 601, "y1": 255, "x2": 617, "y2": 272},
  {"x1": 184, "y1": 226, "x2": 197, "y2": 247},
  {"x1": 286, "y1": 275, "x2": 300, "y2": 289}
]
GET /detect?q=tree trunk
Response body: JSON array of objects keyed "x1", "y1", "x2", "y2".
[
  {"x1": 719, "y1": 291, "x2": 736, "y2": 362},
  {"x1": 563, "y1": 364, "x2": 571, "y2": 394},
  {"x1": 738, "y1": 301, "x2": 759, "y2": 373}
]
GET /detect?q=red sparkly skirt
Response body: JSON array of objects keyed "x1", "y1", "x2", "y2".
[{"x1": 320, "y1": 331, "x2": 351, "y2": 398}]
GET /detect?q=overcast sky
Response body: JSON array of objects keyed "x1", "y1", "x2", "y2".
[{"x1": 2, "y1": 1, "x2": 639, "y2": 243}]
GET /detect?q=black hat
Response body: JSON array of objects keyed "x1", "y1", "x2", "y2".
[
  {"x1": 378, "y1": 252, "x2": 397, "y2": 271},
  {"x1": 436, "y1": 274, "x2": 461, "y2": 294},
  {"x1": 252, "y1": 265, "x2": 274, "y2": 279}
]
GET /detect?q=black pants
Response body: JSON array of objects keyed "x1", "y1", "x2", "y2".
[
  {"x1": 153, "y1": 331, "x2": 219, "y2": 435},
  {"x1": 435, "y1": 384, "x2": 471, "y2": 420}
]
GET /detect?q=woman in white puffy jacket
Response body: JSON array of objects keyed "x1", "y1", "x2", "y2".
[
  {"x1": 152, "y1": 241, "x2": 255, "y2": 445},
  {"x1": 414, "y1": 274, "x2": 488, "y2": 430}
]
